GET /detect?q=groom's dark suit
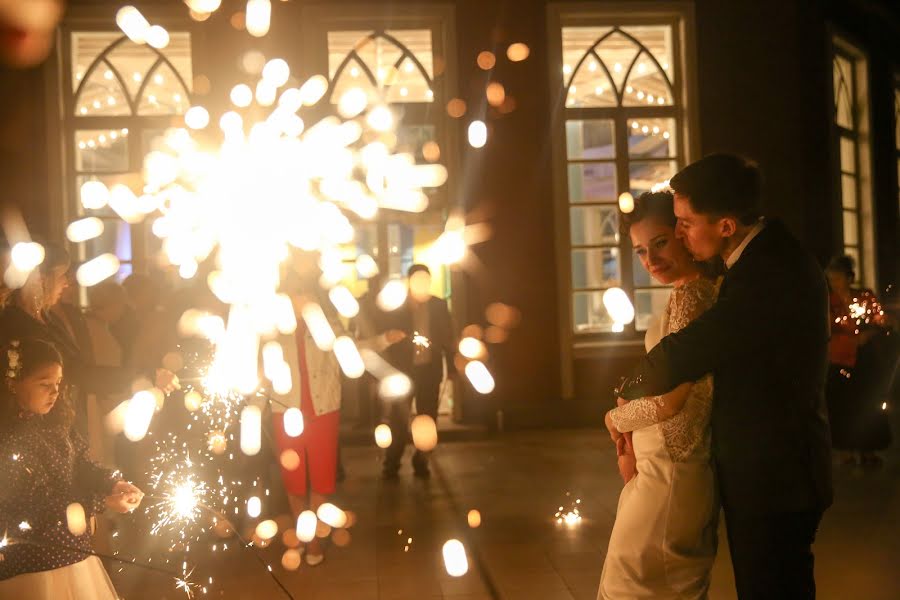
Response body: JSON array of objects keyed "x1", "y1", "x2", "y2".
[{"x1": 618, "y1": 220, "x2": 832, "y2": 599}]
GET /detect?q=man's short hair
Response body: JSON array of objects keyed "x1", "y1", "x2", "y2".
[
  {"x1": 669, "y1": 153, "x2": 763, "y2": 225},
  {"x1": 407, "y1": 264, "x2": 431, "y2": 278}
]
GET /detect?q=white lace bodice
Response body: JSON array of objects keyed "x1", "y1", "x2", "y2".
[{"x1": 609, "y1": 278, "x2": 718, "y2": 462}]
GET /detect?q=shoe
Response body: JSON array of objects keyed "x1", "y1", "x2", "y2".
[
  {"x1": 381, "y1": 468, "x2": 400, "y2": 481},
  {"x1": 413, "y1": 468, "x2": 431, "y2": 480}
]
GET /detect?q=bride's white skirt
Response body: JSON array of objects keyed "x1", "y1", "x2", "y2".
[
  {"x1": 599, "y1": 425, "x2": 719, "y2": 600},
  {"x1": 0, "y1": 557, "x2": 118, "y2": 600}
]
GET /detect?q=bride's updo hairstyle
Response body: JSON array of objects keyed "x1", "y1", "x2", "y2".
[{"x1": 620, "y1": 191, "x2": 677, "y2": 235}]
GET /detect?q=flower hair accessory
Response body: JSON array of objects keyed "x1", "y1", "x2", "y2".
[{"x1": 5, "y1": 341, "x2": 22, "y2": 384}]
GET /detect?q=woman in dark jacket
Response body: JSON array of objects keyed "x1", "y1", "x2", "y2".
[{"x1": 0, "y1": 243, "x2": 177, "y2": 435}]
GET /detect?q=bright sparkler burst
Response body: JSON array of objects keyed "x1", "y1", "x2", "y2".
[
  {"x1": 150, "y1": 472, "x2": 207, "y2": 537},
  {"x1": 147, "y1": 445, "x2": 217, "y2": 541},
  {"x1": 132, "y1": 70, "x2": 449, "y2": 395}
]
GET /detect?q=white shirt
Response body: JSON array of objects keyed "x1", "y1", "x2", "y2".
[{"x1": 725, "y1": 219, "x2": 765, "y2": 269}]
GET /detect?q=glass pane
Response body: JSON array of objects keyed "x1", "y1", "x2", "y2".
[
  {"x1": 566, "y1": 53, "x2": 616, "y2": 108},
  {"x1": 328, "y1": 30, "x2": 366, "y2": 78},
  {"x1": 573, "y1": 290, "x2": 614, "y2": 333},
  {"x1": 629, "y1": 160, "x2": 678, "y2": 197},
  {"x1": 71, "y1": 32, "x2": 122, "y2": 92},
  {"x1": 105, "y1": 33, "x2": 192, "y2": 100},
  {"x1": 634, "y1": 288, "x2": 672, "y2": 331},
  {"x1": 85, "y1": 218, "x2": 132, "y2": 261},
  {"x1": 385, "y1": 30, "x2": 434, "y2": 79},
  {"x1": 330, "y1": 62, "x2": 379, "y2": 105},
  {"x1": 571, "y1": 248, "x2": 620, "y2": 289},
  {"x1": 623, "y1": 26, "x2": 674, "y2": 86},
  {"x1": 567, "y1": 163, "x2": 616, "y2": 203},
  {"x1": 385, "y1": 223, "x2": 449, "y2": 297},
  {"x1": 75, "y1": 62, "x2": 130, "y2": 116},
  {"x1": 566, "y1": 120, "x2": 615, "y2": 160},
  {"x1": 844, "y1": 246, "x2": 860, "y2": 275},
  {"x1": 841, "y1": 174, "x2": 857, "y2": 209},
  {"x1": 396, "y1": 124, "x2": 437, "y2": 162},
  {"x1": 76, "y1": 174, "x2": 142, "y2": 217},
  {"x1": 628, "y1": 118, "x2": 677, "y2": 158},
  {"x1": 895, "y1": 88, "x2": 900, "y2": 149},
  {"x1": 622, "y1": 51, "x2": 673, "y2": 106},
  {"x1": 384, "y1": 57, "x2": 433, "y2": 103},
  {"x1": 833, "y1": 56, "x2": 853, "y2": 130},
  {"x1": 632, "y1": 249, "x2": 669, "y2": 288},
  {"x1": 562, "y1": 27, "x2": 614, "y2": 84},
  {"x1": 75, "y1": 129, "x2": 129, "y2": 172},
  {"x1": 570, "y1": 206, "x2": 619, "y2": 246},
  {"x1": 594, "y1": 31, "x2": 640, "y2": 91},
  {"x1": 328, "y1": 30, "x2": 432, "y2": 104},
  {"x1": 137, "y1": 62, "x2": 190, "y2": 116},
  {"x1": 106, "y1": 40, "x2": 159, "y2": 98},
  {"x1": 354, "y1": 223, "x2": 378, "y2": 259},
  {"x1": 842, "y1": 210, "x2": 859, "y2": 246},
  {"x1": 840, "y1": 136, "x2": 855, "y2": 173}
]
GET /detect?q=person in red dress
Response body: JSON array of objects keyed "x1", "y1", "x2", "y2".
[
  {"x1": 825, "y1": 255, "x2": 892, "y2": 465},
  {"x1": 270, "y1": 261, "x2": 405, "y2": 565}
]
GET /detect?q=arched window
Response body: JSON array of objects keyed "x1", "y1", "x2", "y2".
[
  {"x1": 327, "y1": 30, "x2": 434, "y2": 104},
  {"x1": 65, "y1": 31, "x2": 193, "y2": 280},
  {"x1": 831, "y1": 37, "x2": 874, "y2": 288},
  {"x1": 558, "y1": 24, "x2": 686, "y2": 336},
  {"x1": 894, "y1": 80, "x2": 900, "y2": 214},
  {"x1": 316, "y1": 17, "x2": 454, "y2": 300}
]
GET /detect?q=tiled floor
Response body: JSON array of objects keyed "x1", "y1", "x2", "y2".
[{"x1": 110, "y1": 428, "x2": 900, "y2": 599}]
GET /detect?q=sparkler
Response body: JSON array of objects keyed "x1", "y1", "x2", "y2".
[
  {"x1": 150, "y1": 476, "x2": 207, "y2": 536},
  {"x1": 412, "y1": 332, "x2": 432, "y2": 349},
  {"x1": 174, "y1": 565, "x2": 200, "y2": 599},
  {"x1": 554, "y1": 495, "x2": 583, "y2": 526}
]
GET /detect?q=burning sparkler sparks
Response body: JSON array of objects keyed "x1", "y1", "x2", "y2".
[
  {"x1": 149, "y1": 471, "x2": 207, "y2": 537},
  {"x1": 174, "y1": 565, "x2": 200, "y2": 599},
  {"x1": 554, "y1": 495, "x2": 583, "y2": 526}
]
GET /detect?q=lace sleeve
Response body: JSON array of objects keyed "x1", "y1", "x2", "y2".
[
  {"x1": 609, "y1": 395, "x2": 666, "y2": 433},
  {"x1": 668, "y1": 278, "x2": 718, "y2": 333},
  {"x1": 610, "y1": 279, "x2": 718, "y2": 435}
]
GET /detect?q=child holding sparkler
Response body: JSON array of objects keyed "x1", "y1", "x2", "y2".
[{"x1": 0, "y1": 338, "x2": 143, "y2": 599}]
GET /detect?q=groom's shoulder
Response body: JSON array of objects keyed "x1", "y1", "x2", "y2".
[{"x1": 734, "y1": 220, "x2": 822, "y2": 282}]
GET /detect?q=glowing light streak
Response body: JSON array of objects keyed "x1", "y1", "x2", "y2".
[
  {"x1": 465, "y1": 360, "x2": 495, "y2": 394},
  {"x1": 442, "y1": 540, "x2": 468, "y2": 577},
  {"x1": 374, "y1": 424, "x2": 392, "y2": 448},
  {"x1": 240, "y1": 406, "x2": 262, "y2": 455},
  {"x1": 245, "y1": 0, "x2": 271, "y2": 37}
]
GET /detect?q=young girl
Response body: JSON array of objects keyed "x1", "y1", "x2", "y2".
[{"x1": 0, "y1": 338, "x2": 143, "y2": 599}]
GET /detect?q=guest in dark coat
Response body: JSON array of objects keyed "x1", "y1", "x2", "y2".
[{"x1": 370, "y1": 264, "x2": 456, "y2": 479}]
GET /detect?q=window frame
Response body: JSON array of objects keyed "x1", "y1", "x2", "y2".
[
  {"x1": 299, "y1": 3, "x2": 461, "y2": 285},
  {"x1": 50, "y1": 6, "x2": 198, "y2": 284},
  {"x1": 548, "y1": 2, "x2": 700, "y2": 398},
  {"x1": 829, "y1": 33, "x2": 876, "y2": 290},
  {"x1": 893, "y1": 75, "x2": 900, "y2": 216}
]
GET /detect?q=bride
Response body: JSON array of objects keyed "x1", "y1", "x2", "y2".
[{"x1": 599, "y1": 190, "x2": 720, "y2": 599}]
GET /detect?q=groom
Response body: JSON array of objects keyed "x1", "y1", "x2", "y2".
[{"x1": 615, "y1": 154, "x2": 832, "y2": 599}]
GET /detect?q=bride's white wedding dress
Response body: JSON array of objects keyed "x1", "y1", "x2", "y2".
[{"x1": 598, "y1": 278, "x2": 719, "y2": 600}]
